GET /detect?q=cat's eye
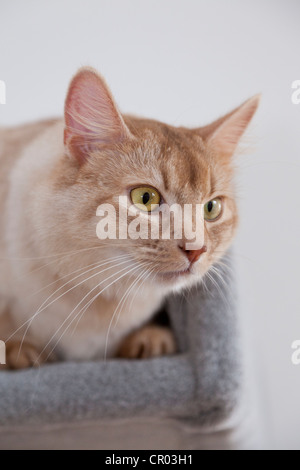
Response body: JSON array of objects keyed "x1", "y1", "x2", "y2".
[
  {"x1": 204, "y1": 198, "x2": 222, "y2": 221},
  {"x1": 130, "y1": 186, "x2": 161, "y2": 212}
]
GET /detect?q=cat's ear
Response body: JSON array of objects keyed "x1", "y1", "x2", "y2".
[
  {"x1": 199, "y1": 95, "x2": 260, "y2": 162},
  {"x1": 64, "y1": 67, "x2": 132, "y2": 163}
]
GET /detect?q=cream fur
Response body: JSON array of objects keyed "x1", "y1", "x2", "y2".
[
  {"x1": 0, "y1": 68, "x2": 259, "y2": 366},
  {"x1": 0, "y1": 121, "x2": 165, "y2": 360}
]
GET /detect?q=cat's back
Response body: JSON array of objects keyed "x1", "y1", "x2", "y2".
[
  {"x1": 0, "y1": 119, "x2": 59, "y2": 299},
  {"x1": 0, "y1": 118, "x2": 57, "y2": 168},
  {"x1": 0, "y1": 119, "x2": 57, "y2": 206}
]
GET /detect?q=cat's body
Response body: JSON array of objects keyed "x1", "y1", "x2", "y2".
[
  {"x1": 0, "y1": 68, "x2": 259, "y2": 369},
  {"x1": 0, "y1": 119, "x2": 166, "y2": 362}
]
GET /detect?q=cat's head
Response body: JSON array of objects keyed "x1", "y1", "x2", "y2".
[{"x1": 55, "y1": 67, "x2": 259, "y2": 293}]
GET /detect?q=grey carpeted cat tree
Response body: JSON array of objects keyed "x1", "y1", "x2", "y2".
[{"x1": 0, "y1": 252, "x2": 251, "y2": 450}]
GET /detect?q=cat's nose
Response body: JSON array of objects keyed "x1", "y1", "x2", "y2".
[{"x1": 179, "y1": 245, "x2": 207, "y2": 264}]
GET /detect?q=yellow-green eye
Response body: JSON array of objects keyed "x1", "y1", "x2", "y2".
[
  {"x1": 130, "y1": 186, "x2": 161, "y2": 212},
  {"x1": 204, "y1": 198, "x2": 222, "y2": 221}
]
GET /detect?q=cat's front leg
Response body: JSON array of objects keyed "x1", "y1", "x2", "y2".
[
  {"x1": 2, "y1": 340, "x2": 56, "y2": 370},
  {"x1": 117, "y1": 325, "x2": 176, "y2": 360}
]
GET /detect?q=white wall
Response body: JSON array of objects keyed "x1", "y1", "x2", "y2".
[{"x1": 0, "y1": 0, "x2": 299, "y2": 449}]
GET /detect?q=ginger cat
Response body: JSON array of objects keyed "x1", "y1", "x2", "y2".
[{"x1": 0, "y1": 68, "x2": 259, "y2": 369}]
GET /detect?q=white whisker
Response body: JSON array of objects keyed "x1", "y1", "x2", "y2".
[
  {"x1": 0, "y1": 243, "x2": 127, "y2": 262},
  {"x1": 209, "y1": 265, "x2": 231, "y2": 291},
  {"x1": 112, "y1": 268, "x2": 149, "y2": 329},
  {"x1": 205, "y1": 271, "x2": 231, "y2": 310},
  {"x1": 39, "y1": 262, "x2": 145, "y2": 363},
  {"x1": 16, "y1": 257, "x2": 133, "y2": 359},
  {"x1": 7, "y1": 255, "x2": 131, "y2": 349},
  {"x1": 27, "y1": 254, "x2": 129, "y2": 300},
  {"x1": 103, "y1": 264, "x2": 151, "y2": 360},
  {"x1": 70, "y1": 264, "x2": 148, "y2": 339}
]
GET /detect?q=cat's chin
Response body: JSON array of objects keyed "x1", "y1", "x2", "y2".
[
  {"x1": 157, "y1": 268, "x2": 191, "y2": 282},
  {"x1": 155, "y1": 268, "x2": 197, "y2": 290},
  {"x1": 154, "y1": 266, "x2": 205, "y2": 293}
]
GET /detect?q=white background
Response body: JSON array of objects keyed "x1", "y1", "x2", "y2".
[{"x1": 0, "y1": 0, "x2": 300, "y2": 449}]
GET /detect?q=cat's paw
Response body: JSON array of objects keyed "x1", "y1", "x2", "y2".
[
  {"x1": 117, "y1": 325, "x2": 176, "y2": 359},
  {"x1": 3, "y1": 341, "x2": 50, "y2": 370}
]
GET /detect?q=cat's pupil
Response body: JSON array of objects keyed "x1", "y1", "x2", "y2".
[
  {"x1": 143, "y1": 192, "x2": 150, "y2": 205},
  {"x1": 207, "y1": 201, "x2": 213, "y2": 212}
]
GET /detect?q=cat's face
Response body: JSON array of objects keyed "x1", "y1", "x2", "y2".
[
  {"x1": 56, "y1": 68, "x2": 259, "y2": 294},
  {"x1": 71, "y1": 119, "x2": 237, "y2": 291}
]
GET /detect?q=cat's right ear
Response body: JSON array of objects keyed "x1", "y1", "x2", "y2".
[{"x1": 64, "y1": 67, "x2": 133, "y2": 164}]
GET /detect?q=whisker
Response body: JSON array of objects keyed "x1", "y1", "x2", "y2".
[
  {"x1": 112, "y1": 267, "x2": 149, "y2": 329},
  {"x1": 0, "y1": 243, "x2": 128, "y2": 262},
  {"x1": 7, "y1": 255, "x2": 131, "y2": 346},
  {"x1": 17, "y1": 250, "x2": 115, "y2": 283},
  {"x1": 16, "y1": 257, "x2": 133, "y2": 358},
  {"x1": 70, "y1": 264, "x2": 149, "y2": 339},
  {"x1": 205, "y1": 271, "x2": 231, "y2": 310},
  {"x1": 39, "y1": 262, "x2": 145, "y2": 364},
  {"x1": 104, "y1": 264, "x2": 152, "y2": 359},
  {"x1": 209, "y1": 265, "x2": 231, "y2": 291},
  {"x1": 214, "y1": 260, "x2": 235, "y2": 277},
  {"x1": 27, "y1": 254, "x2": 130, "y2": 300},
  {"x1": 111, "y1": 266, "x2": 152, "y2": 331},
  {"x1": 127, "y1": 267, "x2": 155, "y2": 319}
]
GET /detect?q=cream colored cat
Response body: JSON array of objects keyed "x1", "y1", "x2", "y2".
[{"x1": 0, "y1": 67, "x2": 259, "y2": 369}]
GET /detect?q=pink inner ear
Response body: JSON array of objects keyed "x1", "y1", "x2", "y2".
[
  {"x1": 207, "y1": 95, "x2": 260, "y2": 160},
  {"x1": 64, "y1": 69, "x2": 130, "y2": 160}
]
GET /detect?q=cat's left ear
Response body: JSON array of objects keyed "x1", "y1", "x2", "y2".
[
  {"x1": 64, "y1": 67, "x2": 133, "y2": 163},
  {"x1": 199, "y1": 95, "x2": 260, "y2": 162}
]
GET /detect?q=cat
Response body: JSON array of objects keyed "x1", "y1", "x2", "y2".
[{"x1": 0, "y1": 67, "x2": 259, "y2": 369}]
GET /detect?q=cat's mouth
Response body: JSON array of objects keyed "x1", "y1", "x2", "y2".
[{"x1": 157, "y1": 267, "x2": 192, "y2": 281}]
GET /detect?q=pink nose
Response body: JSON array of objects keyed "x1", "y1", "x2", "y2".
[{"x1": 180, "y1": 245, "x2": 207, "y2": 264}]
